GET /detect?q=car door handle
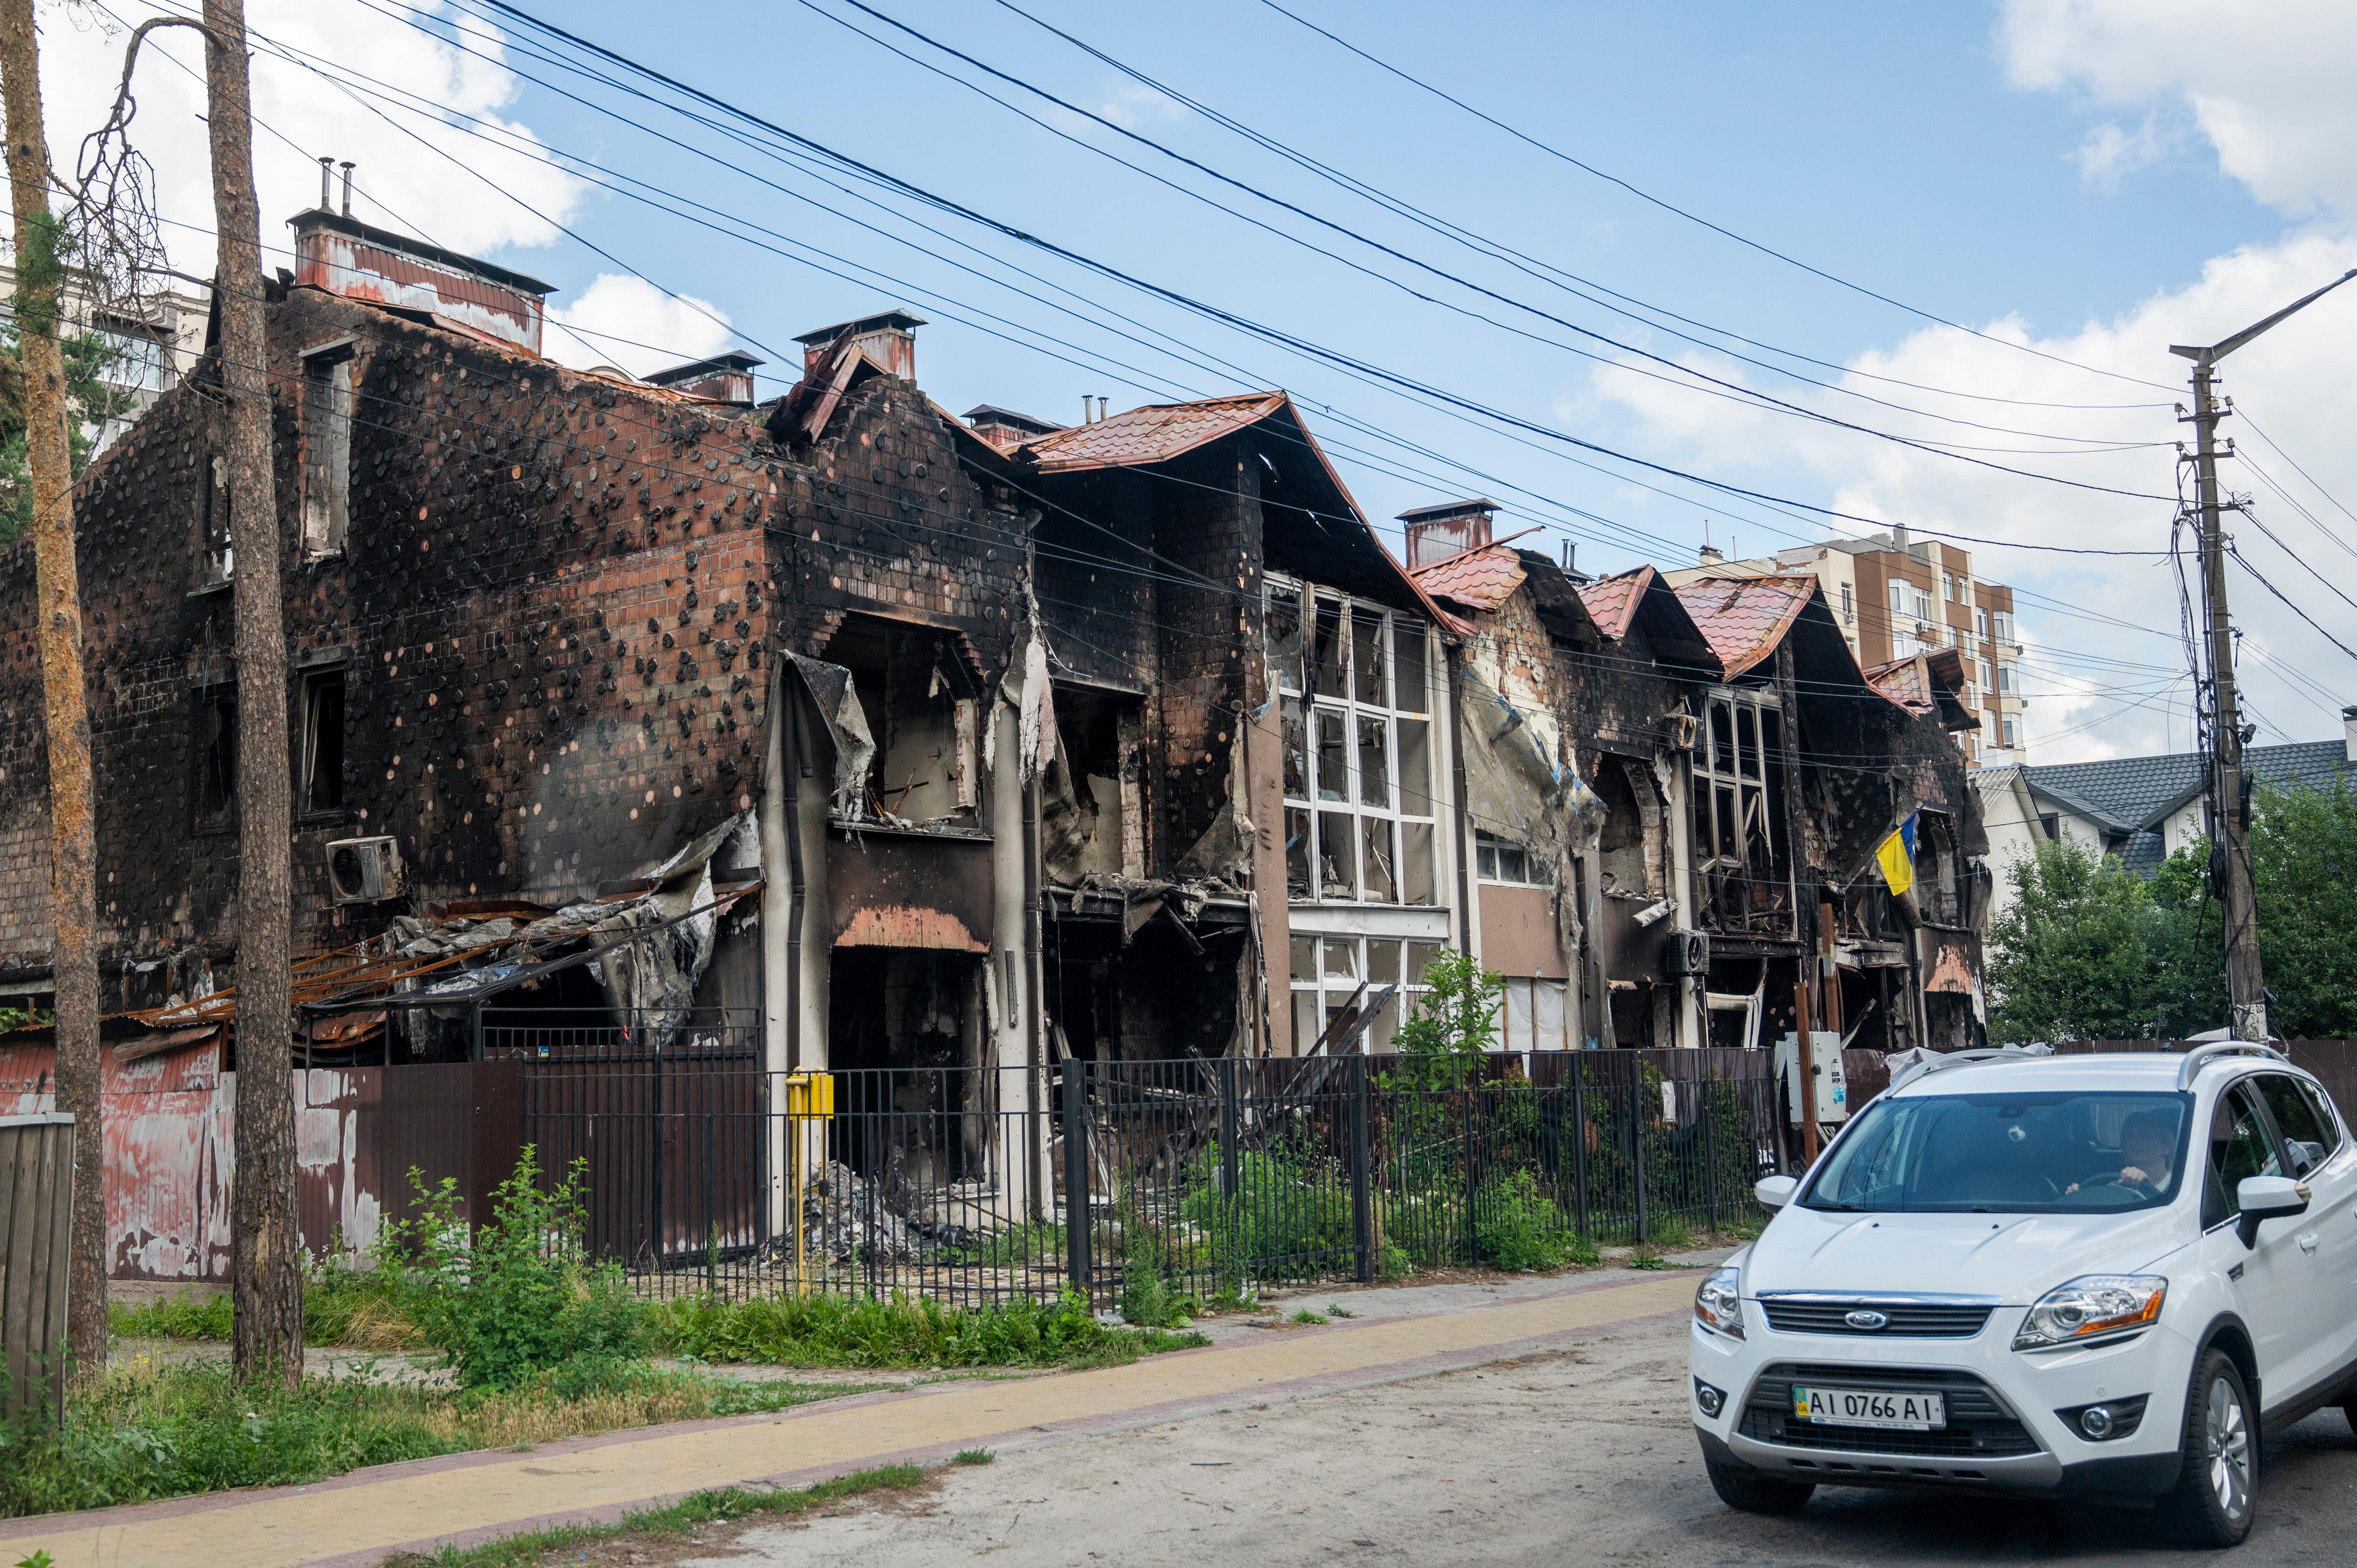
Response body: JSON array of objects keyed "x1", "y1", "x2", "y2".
[{"x1": 2298, "y1": 1231, "x2": 2320, "y2": 1254}]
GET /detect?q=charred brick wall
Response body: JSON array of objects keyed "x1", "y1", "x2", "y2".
[
  {"x1": 1149, "y1": 442, "x2": 1262, "y2": 877},
  {"x1": 0, "y1": 288, "x2": 1032, "y2": 980}
]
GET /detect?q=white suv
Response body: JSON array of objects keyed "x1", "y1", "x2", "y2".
[{"x1": 1689, "y1": 1042, "x2": 2356, "y2": 1547}]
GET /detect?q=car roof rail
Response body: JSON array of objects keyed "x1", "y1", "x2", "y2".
[
  {"x1": 2175, "y1": 1040, "x2": 2289, "y2": 1091},
  {"x1": 1888, "y1": 1044, "x2": 2054, "y2": 1095}
]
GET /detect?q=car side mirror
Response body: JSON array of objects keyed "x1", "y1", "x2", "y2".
[
  {"x1": 2235, "y1": 1175, "x2": 2310, "y2": 1248},
  {"x1": 1755, "y1": 1175, "x2": 1799, "y2": 1211}
]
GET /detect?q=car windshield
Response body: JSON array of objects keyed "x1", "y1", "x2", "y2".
[{"x1": 1802, "y1": 1091, "x2": 2194, "y2": 1214}]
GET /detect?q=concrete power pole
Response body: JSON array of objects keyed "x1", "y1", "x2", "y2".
[{"x1": 2171, "y1": 268, "x2": 2357, "y2": 1043}]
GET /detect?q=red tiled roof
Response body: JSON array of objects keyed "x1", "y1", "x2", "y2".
[
  {"x1": 1864, "y1": 655, "x2": 1934, "y2": 716},
  {"x1": 1019, "y1": 394, "x2": 1286, "y2": 473},
  {"x1": 1577, "y1": 568, "x2": 1650, "y2": 640},
  {"x1": 1409, "y1": 544, "x2": 1525, "y2": 612},
  {"x1": 1670, "y1": 574, "x2": 1816, "y2": 678}
]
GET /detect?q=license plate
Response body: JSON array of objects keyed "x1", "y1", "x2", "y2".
[{"x1": 1791, "y1": 1385, "x2": 1947, "y2": 1430}]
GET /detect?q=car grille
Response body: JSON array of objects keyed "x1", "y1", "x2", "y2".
[
  {"x1": 1760, "y1": 1299, "x2": 1994, "y2": 1338},
  {"x1": 1740, "y1": 1363, "x2": 2040, "y2": 1459}
]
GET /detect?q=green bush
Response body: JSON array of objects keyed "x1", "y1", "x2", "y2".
[
  {"x1": 1472, "y1": 1170, "x2": 1597, "y2": 1272},
  {"x1": 646, "y1": 1289, "x2": 1202, "y2": 1369},
  {"x1": 379, "y1": 1147, "x2": 646, "y2": 1389},
  {"x1": 1182, "y1": 1146, "x2": 1359, "y2": 1292}
]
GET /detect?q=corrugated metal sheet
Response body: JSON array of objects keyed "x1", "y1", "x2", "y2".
[
  {"x1": 296, "y1": 227, "x2": 546, "y2": 356},
  {"x1": 1018, "y1": 394, "x2": 1286, "y2": 473},
  {"x1": 1671, "y1": 574, "x2": 1817, "y2": 679},
  {"x1": 1409, "y1": 543, "x2": 1526, "y2": 612},
  {"x1": 0, "y1": 1043, "x2": 523, "y2": 1281}
]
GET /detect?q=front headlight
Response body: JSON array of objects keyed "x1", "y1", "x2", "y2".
[
  {"x1": 2012, "y1": 1275, "x2": 2166, "y2": 1351},
  {"x1": 1694, "y1": 1265, "x2": 1744, "y2": 1339}
]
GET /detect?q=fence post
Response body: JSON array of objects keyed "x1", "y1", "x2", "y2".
[
  {"x1": 1631, "y1": 1064, "x2": 1650, "y2": 1247},
  {"x1": 1461, "y1": 1075, "x2": 1478, "y2": 1267},
  {"x1": 1219, "y1": 1056, "x2": 1240, "y2": 1199},
  {"x1": 1703, "y1": 1079, "x2": 1720, "y2": 1235},
  {"x1": 1061, "y1": 1062, "x2": 1091, "y2": 1297},
  {"x1": 1571, "y1": 1052, "x2": 1590, "y2": 1239},
  {"x1": 1349, "y1": 1056, "x2": 1374, "y2": 1282}
]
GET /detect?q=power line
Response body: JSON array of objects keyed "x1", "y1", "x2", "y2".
[
  {"x1": 980, "y1": 0, "x2": 2174, "y2": 437},
  {"x1": 1251, "y1": 0, "x2": 2183, "y2": 396},
  {"x1": 797, "y1": 0, "x2": 2175, "y2": 496}
]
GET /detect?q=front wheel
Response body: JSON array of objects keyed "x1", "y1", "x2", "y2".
[
  {"x1": 1706, "y1": 1457, "x2": 1814, "y2": 1516},
  {"x1": 2160, "y1": 1348, "x2": 2256, "y2": 1547}
]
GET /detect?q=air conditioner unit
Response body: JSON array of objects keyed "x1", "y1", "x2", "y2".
[
  {"x1": 1661, "y1": 928, "x2": 1708, "y2": 977},
  {"x1": 326, "y1": 836, "x2": 405, "y2": 904}
]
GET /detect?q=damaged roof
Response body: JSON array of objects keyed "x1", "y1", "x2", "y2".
[
  {"x1": 1409, "y1": 542, "x2": 1527, "y2": 613},
  {"x1": 1671, "y1": 573, "x2": 1820, "y2": 680},
  {"x1": 1865, "y1": 648, "x2": 1981, "y2": 731},
  {"x1": 1576, "y1": 569, "x2": 1649, "y2": 640},
  {"x1": 1018, "y1": 393, "x2": 1287, "y2": 473}
]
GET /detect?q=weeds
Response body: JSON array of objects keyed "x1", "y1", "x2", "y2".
[
  {"x1": 951, "y1": 1448, "x2": 994, "y2": 1466},
  {"x1": 0, "y1": 1357, "x2": 860, "y2": 1519},
  {"x1": 1288, "y1": 1310, "x2": 1328, "y2": 1325},
  {"x1": 1325, "y1": 1305, "x2": 1356, "y2": 1319},
  {"x1": 647, "y1": 1289, "x2": 1203, "y2": 1370},
  {"x1": 111, "y1": 1259, "x2": 422, "y2": 1350},
  {"x1": 383, "y1": 1149, "x2": 647, "y2": 1390},
  {"x1": 393, "y1": 1464, "x2": 927, "y2": 1568}
]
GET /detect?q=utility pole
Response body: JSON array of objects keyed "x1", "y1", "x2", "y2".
[
  {"x1": 2171, "y1": 268, "x2": 2357, "y2": 1044},
  {"x1": 203, "y1": 0, "x2": 304, "y2": 1382},
  {"x1": 0, "y1": 0, "x2": 104, "y2": 1381}
]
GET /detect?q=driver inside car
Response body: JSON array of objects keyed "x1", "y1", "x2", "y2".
[{"x1": 2065, "y1": 1109, "x2": 2176, "y2": 1196}]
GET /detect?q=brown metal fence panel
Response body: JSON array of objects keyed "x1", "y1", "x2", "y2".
[{"x1": 0, "y1": 1113, "x2": 75, "y2": 1427}]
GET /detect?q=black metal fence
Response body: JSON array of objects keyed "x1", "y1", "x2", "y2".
[{"x1": 515, "y1": 1044, "x2": 1784, "y2": 1311}]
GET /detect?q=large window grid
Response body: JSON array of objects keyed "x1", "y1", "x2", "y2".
[
  {"x1": 1268, "y1": 578, "x2": 1438, "y2": 906},
  {"x1": 1689, "y1": 688, "x2": 1796, "y2": 936},
  {"x1": 1289, "y1": 934, "x2": 1445, "y2": 1053}
]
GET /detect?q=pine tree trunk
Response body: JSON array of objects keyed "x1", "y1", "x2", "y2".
[
  {"x1": 0, "y1": 0, "x2": 106, "y2": 1384},
  {"x1": 203, "y1": 0, "x2": 301, "y2": 1383}
]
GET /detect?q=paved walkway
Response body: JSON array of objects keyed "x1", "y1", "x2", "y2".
[{"x1": 0, "y1": 1267, "x2": 1701, "y2": 1568}]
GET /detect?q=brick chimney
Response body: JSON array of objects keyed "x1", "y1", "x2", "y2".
[
  {"x1": 288, "y1": 207, "x2": 555, "y2": 356},
  {"x1": 794, "y1": 309, "x2": 924, "y2": 383}
]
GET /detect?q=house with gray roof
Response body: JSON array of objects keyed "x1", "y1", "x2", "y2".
[{"x1": 1973, "y1": 707, "x2": 2357, "y2": 921}]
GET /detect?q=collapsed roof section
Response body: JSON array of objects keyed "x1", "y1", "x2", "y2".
[
  {"x1": 1866, "y1": 648, "x2": 1982, "y2": 732},
  {"x1": 1577, "y1": 567, "x2": 1723, "y2": 678}
]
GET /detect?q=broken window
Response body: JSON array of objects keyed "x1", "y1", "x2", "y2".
[
  {"x1": 818, "y1": 616, "x2": 982, "y2": 827},
  {"x1": 1272, "y1": 574, "x2": 1438, "y2": 906},
  {"x1": 1041, "y1": 683, "x2": 1138, "y2": 881},
  {"x1": 1265, "y1": 581, "x2": 1303, "y2": 695},
  {"x1": 1289, "y1": 934, "x2": 1440, "y2": 1054},
  {"x1": 192, "y1": 686, "x2": 237, "y2": 833},
  {"x1": 1690, "y1": 687, "x2": 1794, "y2": 935},
  {"x1": 1491, "y1": 976, "x2": 1572, "y2": 1051},
  {"x1": 200, "y1": 455, "x2": 232, "y2": 586},
  {"x1": 301, "y1": 346, "x2": 355, "y2": 557},
  {"x1": 1475, "y1": 829, "x2": 1548, "y2": 886},
  {"x1": 301, "y1": 670, "x2": 346, "y2": 815}
]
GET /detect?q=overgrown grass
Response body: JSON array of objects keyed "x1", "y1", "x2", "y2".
[
  {"x1": 0, "y1": 1356, "x2": 866, "y2": 1520},
  {"x1": 110, "y1": 1263, "x2": 422, "y2": 1349},
  {"x1": 648, "y1": 1289, "x2": 1204, "y2": 1370},
  {"x1": 387, "y1": 1464, "x2": 928, "y2": 1568}
]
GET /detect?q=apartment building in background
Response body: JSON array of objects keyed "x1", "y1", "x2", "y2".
[{"x1": 1664, "y1": 531, "x2": 2025, "y2": 764}]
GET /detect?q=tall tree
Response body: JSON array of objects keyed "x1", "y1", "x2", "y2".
[
  {"x1": 203, "y1": 0, "x2": 301, "y2": 1381},
  {"x1": 0, "y1": 0, "x2": 106, "y2": 1381}
]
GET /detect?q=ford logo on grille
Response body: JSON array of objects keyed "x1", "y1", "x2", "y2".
[{"x1": 1845, "y1": 1309, "x2": 1891, "y2": 1331}]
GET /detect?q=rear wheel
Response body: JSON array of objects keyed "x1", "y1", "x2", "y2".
[
  {"x1": 2160, "y1": 1348, "x2": 2256, "y2": 1547},
  {"x1": 1706, "y1": 1457, "x2": 1814, "y2": 1516}
]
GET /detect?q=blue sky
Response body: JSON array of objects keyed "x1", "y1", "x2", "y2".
[{"x1": 44, "y1": 0, "x2": 2357, "y2": 759}]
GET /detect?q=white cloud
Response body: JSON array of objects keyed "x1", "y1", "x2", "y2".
[
  {"x1": 1589, "y1": 229, "x2": 2357, "y2": 763},
  {"x1": 35, "y1": 1, "x2": 588, "y2": 277},
  {"x1": 1999, "y1": 0, "x2": 2357, "y2": 216},
  {"x1": 1092, "y1": 81, "x2": 1185, "y2": 131},
  {"x1": 2072, "y1": 114, "x2": 2179, "y2": 189},
  {"x1": 546, "y1": 273, "x2": 734, "y2": 376}
]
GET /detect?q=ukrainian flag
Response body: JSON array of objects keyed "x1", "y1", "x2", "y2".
[{"x1": 1876, "y1": 812, "x2": 1918, "y2": 896}]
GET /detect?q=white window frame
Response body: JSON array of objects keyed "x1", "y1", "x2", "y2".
[
  {"x1": 1271, "y1": 575, "x2": 1438, "y2": 907},
  {"x1": 1690, "y1": 686, "x2": 1796, "y2": 937},
  {"x1": 1289, "y1": 934, "x2": 1445, "y2": 1053},
  {"x1": 1474, "y1": 828, "x2": 1550, "y2": 887}
]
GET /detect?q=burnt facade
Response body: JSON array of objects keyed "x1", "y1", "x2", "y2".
[{"x1": 0, "y1": 209, "x2": 1987, "y2": 1150}]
